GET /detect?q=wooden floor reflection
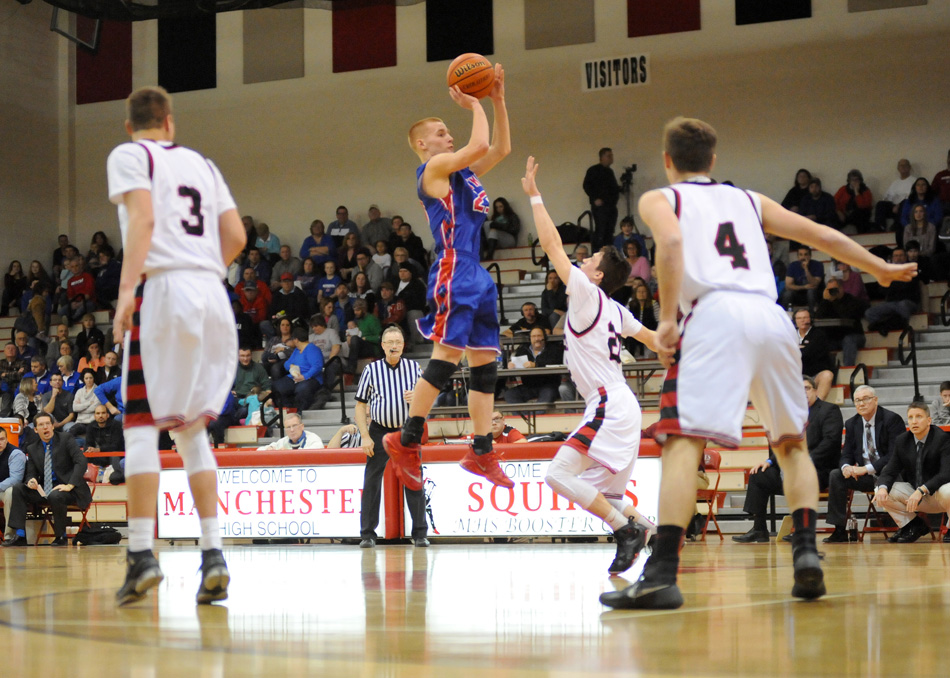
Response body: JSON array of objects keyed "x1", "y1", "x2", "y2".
[{"x1": 2, "y1": 539, "x2": 950, "y2": 677}]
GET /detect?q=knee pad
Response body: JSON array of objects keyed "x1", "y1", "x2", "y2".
[
  {"x1": 421, "y1": 359, "x2": 457, "y2": 392},
  {"x1": 124, "y1": 425, "x2": 161, "y2": 477},
  {"x1": 172, "y1": 420, "x2": 218, "y2": 476},
  {"x1": 468, "y1": 361, "x2": 498, "y2": 394},
  {"x1": 544, "y1": 451, "x2": 597, "y2": 509}
]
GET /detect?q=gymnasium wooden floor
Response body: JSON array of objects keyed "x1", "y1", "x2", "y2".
[{"x1": 1, "y1": 538, "x2": 947, "y2": 677}]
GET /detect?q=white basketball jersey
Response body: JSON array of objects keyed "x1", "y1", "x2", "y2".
[
  {"x1": 107, "y1": 139, "x2": 236, "y2": 278},
  {"x1": 564, "y1": 269, "x2": 643, "y2": 401},
  {"x1": 660, "y1": 179, "x2": 776, "y2": 314}
]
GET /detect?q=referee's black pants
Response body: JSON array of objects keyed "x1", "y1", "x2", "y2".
[{"x1": 361, "y1": 422, "x2": 428, "y2": 541}]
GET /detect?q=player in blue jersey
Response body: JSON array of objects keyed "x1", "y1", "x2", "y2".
[{"x1": 383, "y1": 65, "x2": 512, "y2": 491}]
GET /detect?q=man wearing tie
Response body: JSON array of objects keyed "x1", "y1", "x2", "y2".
[
  {"x1": 823, "y1": 385, "x2": 905, "y2": 543},
  {"x1": 1, "y1": 412, "x2": 91, "y2": 546},
  {"x1": 873, "y1": 402, "x2": 950, "y2": 543}
]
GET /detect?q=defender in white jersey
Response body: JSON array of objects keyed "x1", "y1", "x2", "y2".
[
  {"x1": 522, "y1": 157, "x2": 665, "y2": 575},
  {"x1": 107, "y1": 87, "x2": 247, "y2": 607},
  {"x1": 602, "y1": 117, "x2": 917, "y2": 611}
]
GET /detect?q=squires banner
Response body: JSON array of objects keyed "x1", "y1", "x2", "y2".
[
  {"x1": 158, "y1": 465, "x2": 369, "y2": 539},
  {"x1": 407, "y1": 459, "x2": 660, "y2": 537}
]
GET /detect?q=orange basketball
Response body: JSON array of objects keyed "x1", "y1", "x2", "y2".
[{"x1": 446, "y1": 53, "x2": 495, "y2": 99}]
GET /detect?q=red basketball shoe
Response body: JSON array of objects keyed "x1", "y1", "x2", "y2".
[
  {"x1": 382, "y1": 432, "x2": 423, "y2": 491},
  {"x1": 460, "y1": 448, "x2": 514, "y2": 488}
]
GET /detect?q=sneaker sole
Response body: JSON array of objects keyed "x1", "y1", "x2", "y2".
[
  {"x1": 459, "y1": 458, "x2": 514, "y2": 489},
  {"x1": 791, "y1": 567, "x2": 826, "y2": 600},
  {"x1": 197, "y1": 568, "x2": 230, "y2": 605},
  {"x1": 116, "y1": 569, "x2": 164, "y2": 606},
  {"x1": 600, "y1": 584, "x2": 684, "y2": 610}
]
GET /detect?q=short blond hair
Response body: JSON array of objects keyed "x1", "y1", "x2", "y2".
[
  {"x1": 127, "y1": 86, "x2": 172, "y2": 132},
  {"x1": 408, "y1": 117, "x2": 443, "y2": 152}
]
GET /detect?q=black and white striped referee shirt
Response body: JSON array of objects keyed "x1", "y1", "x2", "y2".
[{"x1": 354, "y1": 358, "x2": 423, "y2": 429}]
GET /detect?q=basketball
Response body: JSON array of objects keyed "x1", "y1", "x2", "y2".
[{"x1": 446, "y1": 53, "x2": 495, "y2": 99}]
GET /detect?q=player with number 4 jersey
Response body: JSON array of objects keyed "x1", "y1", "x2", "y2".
[
  {"x1": 521, "y1": 156, "x2": 665, "y2": 575},
  {"x1": 601, "y1": 117, "x2": 917, "y2": 612}
]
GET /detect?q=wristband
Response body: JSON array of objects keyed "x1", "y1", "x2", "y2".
[{"x1": 530, "y1": 195, "x2": 543, "y2": 206}]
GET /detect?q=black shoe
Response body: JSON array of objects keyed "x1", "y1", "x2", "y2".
[
  {"x1": 196, "y1": 549, "x2": 230, "y2": 605},
  {"x1": 608, "y1": 519, "x2": 647, "y2": 574},
  {"x1": 116, "y1": 550, "x2": 164, "y2": 606},
  {"x1": 413, "y1": 537, "x2": 430, "y2": 548},
  {"x1": 943, "y1": 529, "x2": 950, "y2": 543},
  {"x1": 1, "y1": 535, "x2": 27, "y2": 547},
  {"x1": 359, "y1": 538, "x2": 375, "y2": 549},
  {"x1": 791, "y1": 549, "x2": 826, "y2": 600},
  {"x1": 109, "y1": 470, "x2": 125, "y2": 485},
  {"x1": 50, "y1": 535, "x2": 68, "y2": 546},
  {"x1": 896, "y1": 517, "x2": 929, "y2": 543},
  {"x1": 887, "y1": 524, "x2": 908, "y2": 543},
  {"x1": 781, "y1": 533, "x2": 793, "y2": 543},
  {"x1": 732, "y1": 528, "x2": 770, "y2": 544},
  {"x1": 599, "y1": 578, "x2": 684, "y2": 610},
  {"x1": 822, "y1": 527, "x2": 850, "y2": 543}
]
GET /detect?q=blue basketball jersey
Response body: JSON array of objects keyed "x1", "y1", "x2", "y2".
[{"x1": 416, "y1": 164, "x2": 491, "y2": 258}]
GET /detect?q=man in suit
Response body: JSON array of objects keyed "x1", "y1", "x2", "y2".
[
  {"x1": 1, "y1": 412, "x2": 91, "y2": 546},
  {"x1": 873, "y1": 402, "x2": 950, "y2": 543},
  {"x1": 733, "y1": 377, "x2": 844, "y2": 543},
  {"x1": 824, "y1": 385, "x2": 906, "y2": 543}
]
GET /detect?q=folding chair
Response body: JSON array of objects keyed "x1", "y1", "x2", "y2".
[
  {"x1": 858, "y1": 491, "x2": 897, "y2": 542},
  {"x1": 34, "y1": 463, "x2": 98, "y2": 545},
  {"x1": 697, "y1": 450, "x2": 725, "y2": 541}
]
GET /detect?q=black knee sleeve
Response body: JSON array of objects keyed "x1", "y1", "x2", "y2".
[
  {"x1": 422, "y1": 359, "x2": 457, "y2": 392},
  {"x1": 469, "y1": 361, "x2": 498, "y2": 394}
]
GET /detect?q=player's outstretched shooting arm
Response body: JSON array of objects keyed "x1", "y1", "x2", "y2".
[
  {"x1": 421, "y1": 65, "x2": 509, "y2": 198},
  {"x1": 470, "y1": 65, "x2": 510, "y2": 178}
]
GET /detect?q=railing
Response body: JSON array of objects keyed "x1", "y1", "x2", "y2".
[
  {"x1": 259, "y1": 391, "x2": 284, "y2": 438},
  {"x1": 848, "y1": 363, "x2": 868, "y2": 402},
  {"x1": 530, "y1": 238, "x2": 548, "y2": 269},
  {"x1": 576, "y1": 209, "x2": 594, "y2": 243},
  {"x1": 941, "y1": 286, "x2": 950, "y2": 327},
  {"x1": 484, "y1": 262, "x2": 509, "y2": 325},
  {"x1": 258, "y1": 355, "x2": 350, "y2": 438},
  {"x1": 897, "y1": 326, "x2": 923, "y2": 402},
  {"x1": 529, "y1": 209, "x2": 597, "y2": 270}
]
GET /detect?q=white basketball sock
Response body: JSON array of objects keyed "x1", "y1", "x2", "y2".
[
  {"x1": 605, "y1": 508, "x2": 629, "y2": 531},
  {"x1": 128, "y1": 518, "x2": 155, "y2": 553},
  {"x1": 200, "y1": 517, "x2": 222, "y2": 551}
]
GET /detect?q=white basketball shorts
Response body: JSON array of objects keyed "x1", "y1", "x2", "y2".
[
  {"x1": 655, "y1": 290, "x2": 808, "y2": 448},
  {"x1": 123, "y1": 269, "x2": 237, "y2": 430}
]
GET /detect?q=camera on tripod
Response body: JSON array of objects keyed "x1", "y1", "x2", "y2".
[{"x1": 620, "y1": 164, "x2": 637, "y2": 193}]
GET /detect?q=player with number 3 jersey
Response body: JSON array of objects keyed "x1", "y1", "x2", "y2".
[
  {"x1": 521, "y1": 156, "x2": 665, "y2": 575},
  {"x1": 107, "y1": 86, "x2": 246, "y2": 608}
]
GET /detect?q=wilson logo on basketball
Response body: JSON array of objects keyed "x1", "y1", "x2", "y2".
[{"x1": 452, "y1": 61, "x2": 486, "y2": 77}]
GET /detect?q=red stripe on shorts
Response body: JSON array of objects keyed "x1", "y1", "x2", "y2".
[
  {"x1": 431, "y1": 250, "x2": 456, "y2": 341},
  {"x1": 123, "y1": 281, "x2": 155, "y2": 429}
]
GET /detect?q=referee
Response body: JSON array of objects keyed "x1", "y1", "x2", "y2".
[{"x1": 354, "y1": 325, "x2": 429, "y2": 548}]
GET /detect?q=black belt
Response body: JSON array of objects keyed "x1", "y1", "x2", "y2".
[{"x1": 369, "y1": 421, "x2": 400, "y2": 434}]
